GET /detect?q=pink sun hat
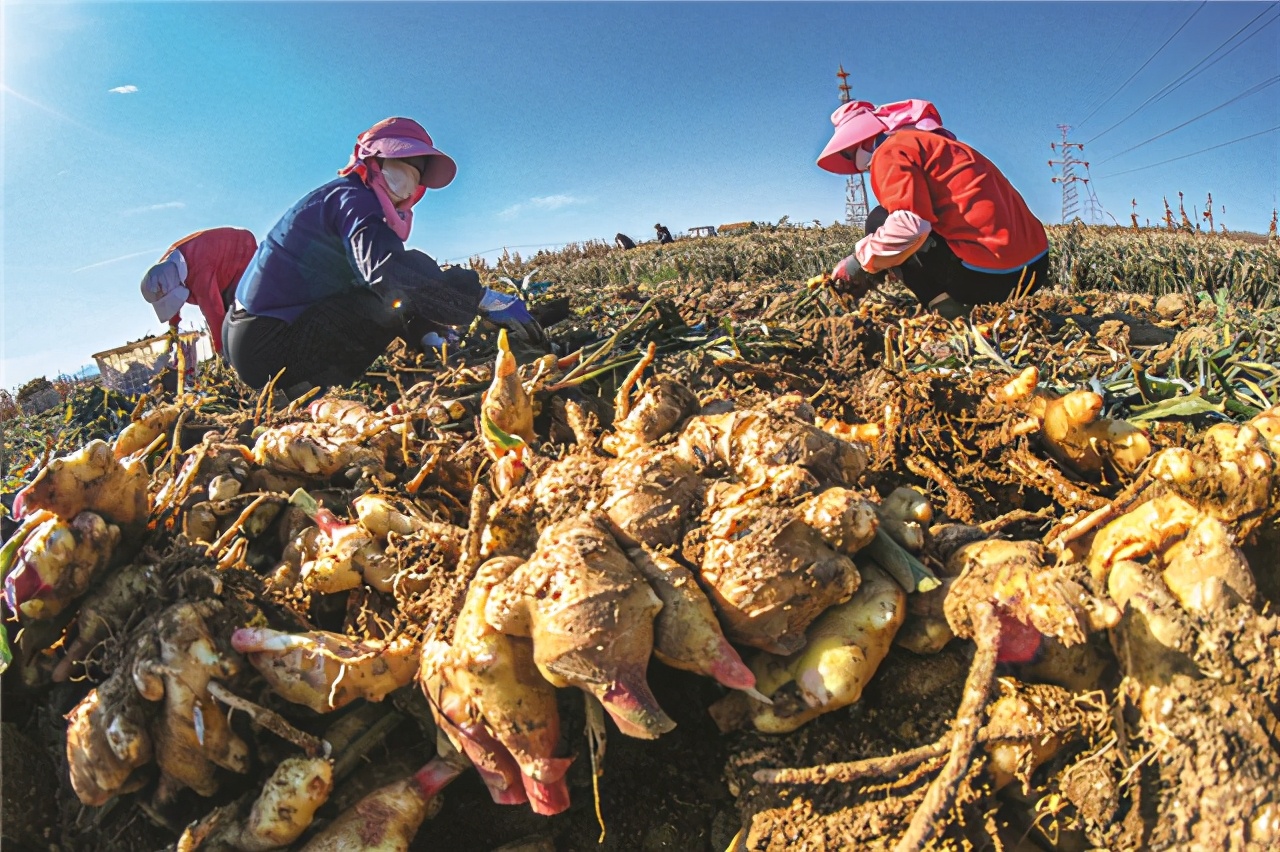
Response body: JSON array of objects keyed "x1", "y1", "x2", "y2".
[
  {"x1": 817, "y1": 100, "x2": 888, "y2": 175},
  {"x1": 339, "y1": 117, "x2": 458, "y2": 189},
  {"x1": 874, "y1": 99, "x2": 948, "y2": 135}
]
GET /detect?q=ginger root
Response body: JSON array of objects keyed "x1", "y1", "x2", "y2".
[
  {"x1": 876, "y1": 486, "x2": 933, "y2": 552},
  {"x1": 676, "y1": 408, "x2": 867, "y2": 497},
  {"x1": 65, "y1": 672, "x2": 155, "y2": 805},
  {"x1": 710, "y1": 564, "x2": 904, "y2": 734},
  {"x1": 946, "y1": 539, "x2": 1116, "y2": 662},
  {"x1": 132, "y1": 601, "x2": 252, "y2": 801},
  {"x1": 232, "y1": 628, "x2": 419, "y2": 714},
  {"x1": 601, "y1": 376, "x2": 700, "y2": 457},
  {"x1": 987, "y1": 368, "x2": 1152, "y2": 478},
  {"x1": 601, "y1": 449, "x2": 704, "y2": 549},
  {"x1": 700, "y1": 501, "x2": 861, "y2": 654},
  {"x1": 113, "y1": 403, "x2": 181, "y2": 459},
  {"x1": 4, "y1": 511, "x2": 119, "y2": 620},
  {"x1": 55, "y1": 562, "x2": 161, "y2": 682},
  {"x1": 480, "y1": 328, "x2": 536, "y2": 448},
  {"x1": 13, "y1": 439, "x2": 150, "y2": 528},
  {"x1": 1149, "y1": 420, "x2": 1277, "y2": 537},
  {"x1": 231, "y1": 756, "x2": 334, "y2": 851},
  {"x1": 799, "y1": 486, "x2": 880, "y2": 556},
  {"x1": 627, "y1": 546, "x2": 755, "y2": 691},
  {"x1": 484, "y1": 513, "x2": 674, "y2": 739},
  {"x1": 421, "y1": 555, "x2": 572, "y2": 814},
  {"x1": 298, "y1": 758, "x2": 461, "y2": 852},
  {"x1": 251, "y1": 421, "x2": 386, "y2": 480}
]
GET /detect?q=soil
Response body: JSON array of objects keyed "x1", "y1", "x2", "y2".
[{"x1": 3, "y1": 274, "x2": 1279, "y2": 852}]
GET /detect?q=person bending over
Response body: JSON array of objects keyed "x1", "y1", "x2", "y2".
[
  {"x1": 140, "y1": 227, "x2": 258, "y2": 356},
  {"x1": 225, "y1": 117, "x2": 542, "y2": 397},
  {"x1": 817, "y1": 100, "x2": 1048, "y2": 320}
]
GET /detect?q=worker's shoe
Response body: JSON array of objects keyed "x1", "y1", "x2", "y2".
[{"x1": 929, "y1": 295, "x2": 971, "y2": 321}]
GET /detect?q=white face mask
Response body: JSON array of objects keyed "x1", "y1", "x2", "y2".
[
  {"x1": 853, "y1": 144, "x2": 875, "y2": 172},
  {"x1": 381, "y1": 159, "x2": 422, "y2": 203}
]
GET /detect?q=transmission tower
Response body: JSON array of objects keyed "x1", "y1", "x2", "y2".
[
  {"x1": 1081, "y1": 163, "x2": 1109, "y2": 224},
  {"x1": 837, "y1": 64, "x2": 870, "y2": 229},
  {"x1": 1048, "y1": 124, "x2": 1093, "y2": 224}
]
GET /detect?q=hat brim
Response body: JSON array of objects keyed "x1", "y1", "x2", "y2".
[
  {"x1": 374, "y1": 136, "x2": 458, "y2": 189},
  {"x1": 150, "y1": 285, "x2": 190, "y2": 323},
  {"x1": 817, "y1": 111, "x2": 888, "y2": 175}
]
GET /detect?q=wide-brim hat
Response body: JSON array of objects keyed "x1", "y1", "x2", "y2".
[
  {"x1": 817, "y1": 100, "x2": 888, "y2": 175},
  {"x1": 341, "y1": 117, "x2": 458, "y2": 189},
  {"x1": 140, "y1": 260, "x2": 190, "y2": 323}
]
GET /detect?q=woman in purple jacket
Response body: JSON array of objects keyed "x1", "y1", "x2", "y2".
[{"x1": 225, "y1": 117, "x2": 541, "y2": 395}]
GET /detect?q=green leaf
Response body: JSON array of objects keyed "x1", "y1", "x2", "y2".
[
  {"x1": 481, "y1": 409, "x2": 527, "y2": 454},
  {"x1": 0, "y1": 624, "x2": 11, "y2": 675},
  {"x1": 288, "y1": 488, "x2": 320, "y2": 519},
  {"x1": 1128, "y1": 393, "x2": 1224, "y2": 422},
  {"x1": 969, "y1": 326, "x2": 1014, "y2": 372}
]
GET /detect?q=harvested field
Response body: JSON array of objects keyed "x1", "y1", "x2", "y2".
[{"x1": 3, "y1": 225, "x2": 1280, "y2": 852}]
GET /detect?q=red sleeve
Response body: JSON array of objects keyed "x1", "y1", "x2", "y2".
[
  {"x1": 187, "y1": 266, "x2": 227, "y2": 354},
  {"x1": 868, "y1": 136, "x2": 938, "y2": 223}
]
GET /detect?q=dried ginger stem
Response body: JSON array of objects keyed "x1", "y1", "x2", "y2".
[
  {"x1": 205, "y1": 494, "x2": 272, "y2": 558},
  {"x1": 906, "y1": 455, "x2": 976, "y2": 523},
  {"x1": 206, "y1": 681, "x2": 327, "y2": 757},
  {"x1": 614, "y1": 341, "x2": 657, "y2": 421},
  {"x1": 893, "y1": 601, "x2": 1000, "y2": 852},
  {"x1": 755, "y1": 739, "x2": 949, "y2": 785}
]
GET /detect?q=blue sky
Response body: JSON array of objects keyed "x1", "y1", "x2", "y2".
[{"x1": 2, "y1": 1, "x2": 1278, "y2": 388}]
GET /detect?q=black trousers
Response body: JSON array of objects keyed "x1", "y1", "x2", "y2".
[
  {"x1": 223, "y1": 289, "x2": 416, "y2": 391},
  {"x1": 865, "y1": 206, "x2": 1048, "y2": 306}
]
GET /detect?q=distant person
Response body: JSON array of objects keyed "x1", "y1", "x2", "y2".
[
  {"x1": 817, "y1": 100, "x2": 1048, "y2": 320},
  {"x1": 615, "y1": 232, "x2": 637, "y2": 250},
  {"x1": 654, "y1": 223, "x2": 674, "y2": 245},
  {"x1": 139, "y1": 227, "x2": 258, "y2": 356},
  {"x1": 223, "y1": 117, "x2": 545, "y2": 397}
]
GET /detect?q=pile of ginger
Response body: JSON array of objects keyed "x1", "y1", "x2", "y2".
[{"x1": 6, "y1": 330, "x2": 1280, "y2": 851}]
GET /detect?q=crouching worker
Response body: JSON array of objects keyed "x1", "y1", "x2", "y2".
[
  {"x1": 224, "y1": 117, "x2": 544, "y2": 398},
  {"x1": 140, "y1": 227, "x2": 258, "y2": 355},
  {"x1": 817, "y1": 100, "x2": 1048, "y2": 320}
]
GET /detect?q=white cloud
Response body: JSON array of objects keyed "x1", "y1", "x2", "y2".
[
  {"x1": 72, "y1": 247, "x2": 166, "y2": 274},
  {"x1": 122, "y1": 200, "x2": 185, "y2": 216},
  {"x1": 109, "y1": 85, "x2": 138, "y2": 94},
  {"x1": 499, "y1": 194, "x2": 587, "y2": 219}
]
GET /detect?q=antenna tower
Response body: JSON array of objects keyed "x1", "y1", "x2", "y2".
[
  {"x1": 1048, "y1": 125, "x2": 1096, "y2": 224},
  {"x1": 837, "y1": 64, "x2": 870, "y2": 229}
]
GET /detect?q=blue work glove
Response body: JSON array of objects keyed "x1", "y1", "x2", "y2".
[
  {"x1": 477, "y1": 288, "x2": 549, "y2": 349},
  {"x1": 420, "y1": 328, "x2": 460, "y2": 350},
  {"x1": 478, "y1": 288, "x2": 534, "y2": 325}
]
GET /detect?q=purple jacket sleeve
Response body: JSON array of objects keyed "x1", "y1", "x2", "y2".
[{"x1": 328, "y1": 186, "x2": 483, "y2": 325}]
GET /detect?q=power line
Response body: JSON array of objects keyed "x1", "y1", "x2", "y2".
[
  {"x1": 1076, "y1": 0, "x2": 1207, "y2": 128},
  {"x1": 1093, "y1": 124, "x2": 1280, "y2": 179},
  {"x1": 1093, "y1": 75, "x2": 1280, "y2": 165},
  {"x1": 1073, "y1": 9, "x2": 1144, "y2": 121},
  {"x1": 1085, "y1": 4, "x2": 1279, "y2": 145},
  {"x1": 1149, "y1": 5, "x2": 1279, "y2": 109}
]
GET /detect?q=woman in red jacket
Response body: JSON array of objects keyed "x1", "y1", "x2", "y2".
[
  {"x1": 817, "y1": 100, "x2": 1049, "y2": 319},
  {"x1": 140, "y1": 226, "x2": 258, "y2": 355}
]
